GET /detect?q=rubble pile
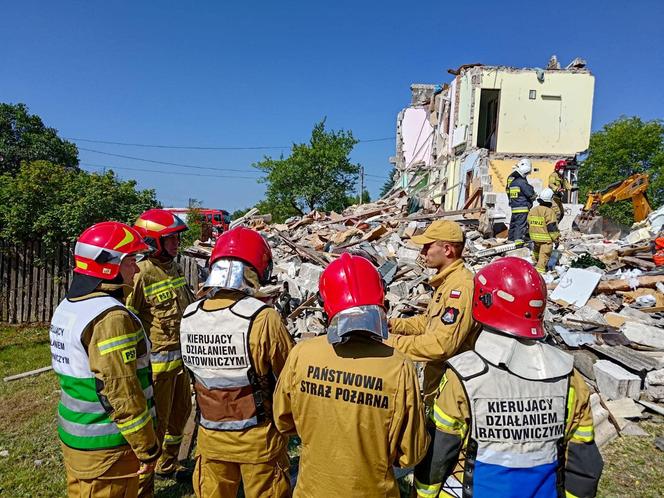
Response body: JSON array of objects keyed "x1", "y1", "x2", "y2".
[{"x1": 186, "y1": 199, "x2": 664, "y2": 447}]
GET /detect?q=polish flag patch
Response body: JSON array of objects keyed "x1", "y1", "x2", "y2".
[{"x1": 450, "y1": 290, "x2": 462, "y2": 298}]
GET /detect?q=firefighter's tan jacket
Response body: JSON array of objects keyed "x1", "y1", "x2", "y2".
[
  {"x1": 127, "y1": 257, "x2": 193, "y2": 373},
  {"x1": 62, "y1": 283, "x2": 160, "y2": 480},
  {"x1": 386, "y1": 259, "x2": 480, "y2": 400},
  {"x1": 273, "y1": 334, "x2": 429, "y2": 497},
  {"x1": 528, "y1": 205, "x2": 560, "y2": 244},
  {"x1": 194, "y1": 290, "x2": 295, "y2": 463},
  {"x1": 420, "y1": 366, "x2": 597, "y2": 496},
  {"x1": 548, "y1": 172, "x2": 572, "y2": 196}
]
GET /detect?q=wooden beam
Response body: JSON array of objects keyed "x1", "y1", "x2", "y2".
[
  {"x1": 596, "y1": 275, "x2": 664, "y2": 293},
  {"x1": 4, "y1": 365, "x2": 53, "y2": 382},
  {"x1": 287, "y1": 295, "x2": 318, "y2": 320},
  {"x1": 399, "y1": 207, "x2": 484, "y2": 221}
]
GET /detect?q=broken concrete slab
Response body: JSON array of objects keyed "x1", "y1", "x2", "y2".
[
  {"x1": 297, "y1": 263, "x2": 324, "y2": 294},
  {"x1": 604, "y1": 398, "x2": 645, "y2": 419},
  {"x1": 554, "y1": 325, "x2": 595, "y2": 348},
  {"x1": 620, "y1": 422, "x2": 649, "y2": 437},
  {"x1": 550, "y1": 268, "x2": 601, "y2": 307},
  {"x1": 621, "y1": 321, "x2": 664, "y2": 350},
  {"x1": 388, "y1": 281, "x2": 409, "y2": 300},
  {"x1": 590, "y1": 393, "x2": 618, "y2": 448},
  {"x1": 636, "y1": 399, "x2": 664, "y2": 417},
  {"x1": 593, "y1": 360, "x2": 641, "y2": 400}
]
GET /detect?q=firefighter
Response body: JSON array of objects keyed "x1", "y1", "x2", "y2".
[
  {"x1": 273, "y1": 253, "x2": 429, "y2": 497},
  {"x1": 414, "y1": 257, "x2": 603, "y2": 498},
  {"x1": 506, "y1": 158, "x2": 537, "y2": 243},
  {"x1": 50, "y1": 222, "x2": 160, "y2": 498},
  {"x1": 385, "y1": 220, "x2": 480, "y2": 406},
  {"x1": 548, "y1": 160, "x2": 573, "y2": 221},
  {"x1": 180, "y1": 227, "x2": 294, "y2": 498},
  {"x1": 127, "y1": 209, "x2": 193, "y2": 494},
  {"x1": 528, "y1": 188, "x2": 560, "y2": 274}
]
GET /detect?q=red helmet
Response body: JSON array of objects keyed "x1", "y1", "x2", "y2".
[
  {"x1": 134, "y1": 209, "x2": 187, "y2": 256},
  {"x1": 74, "y1": 222, "x2": 149, "y2": 280},
  {"x1": 210, "y1": 227, "x2": 273, "y2": 284},
  {"x1": 472, "y1": 257, "x2": 547, "y2": 339},
  {"x1": 319, "y1": 253, "x2": 387, "y2": 343},
  {"x1": 319, "y1": 253, "x2": 385, "y2": 320},
  {"x1": 554, "y1": 160, "x2": 567, "y2": 172}
]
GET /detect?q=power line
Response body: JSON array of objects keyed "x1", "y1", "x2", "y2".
[
  {"x1": 69, "y1": 136, "x2": 395, "y2": 150},
  {"x1": 83, "y1": 163, "x2": 260, "y2": 180},
  {"x1": 79, "y1": 148, "x2": 262, "y2": 173}
]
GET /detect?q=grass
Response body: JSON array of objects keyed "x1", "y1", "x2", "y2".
[
  {"x1": 598, "y1": 420, "x2": 664, "y2": 498},
  {"x1": 1, "y1": 325, "x2": 663, "y2": 497}
]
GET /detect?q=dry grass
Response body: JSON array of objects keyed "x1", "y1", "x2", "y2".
[{"x1": 598, "y1": 420, "x2": 664, "y2": 498}]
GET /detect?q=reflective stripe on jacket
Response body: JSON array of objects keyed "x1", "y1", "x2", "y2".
[
  {"x1": 50, "y1": 295, "x2": 155, "y2": 451},
  {"x1": 506, "y1": 172, "x2": 536, "y2": 213},
  {"x1": 126, "y1": 258, "x2": 194, "y2": 366},
  {"x1": 528, "y1": 204, "x2": 560, "y2": 243}
]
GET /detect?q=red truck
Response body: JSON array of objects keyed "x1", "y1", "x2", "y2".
[{"x1": 164, "y1": 208, "x2": 231, "y2": 237}]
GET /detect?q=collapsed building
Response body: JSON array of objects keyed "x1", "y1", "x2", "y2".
[{"x1": 389, "y1": 56, "x2": 594, "y2": 230}]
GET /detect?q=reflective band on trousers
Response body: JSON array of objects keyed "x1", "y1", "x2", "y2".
[
  {"x1": 415, "y1": 477, "x2": 441, "y2": 497},
  {"x1": 511, "y1": 207, "x2": 529, "y2": 213},
  {"x1": 151, "y1": 349, "x2": 183, "y2": 373},
  {"x1": 199, "y1": 414, "x2": 258, "y2": 431},
  {"x1": 164, "y1": 434, "x2": 184, "y2": 444}
]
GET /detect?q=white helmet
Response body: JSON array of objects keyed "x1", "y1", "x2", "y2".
[
  {"x1": 516, "y1": 158, "x2": 532, "y2": 176},
  {"x1": 539, "y1": 188, "x2": 554, "y2": 203}
]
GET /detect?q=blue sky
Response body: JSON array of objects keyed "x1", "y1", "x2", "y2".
[{"x1": 2, "y1": 1, "x2": 663, "y2": 211}]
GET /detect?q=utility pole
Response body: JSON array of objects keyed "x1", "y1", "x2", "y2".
[{"x1": 359, "y1": 166, "x2": 365, "y2": 205}]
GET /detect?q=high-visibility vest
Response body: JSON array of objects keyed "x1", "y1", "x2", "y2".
[
  {"x1": 50, "y1": 295, "x2": 155, "y2": 450},
  {"x1": 180, "y1": 296, "x2": 271, "y2": 431},
  {"x1": 445, "y1": 333, "x2": 573, "y2": 498}
]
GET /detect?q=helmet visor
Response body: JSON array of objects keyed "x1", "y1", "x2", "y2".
[
  {"x1": 327, "y1": 305, "x2": 388, "y2": 345},
  {"x1": 203, "y1": 259, "x2": 256, "y2": 295}
]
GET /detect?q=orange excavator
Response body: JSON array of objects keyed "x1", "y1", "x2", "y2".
[{"x1": 574, "y1": 173, "x2": 652, "y2": 233}]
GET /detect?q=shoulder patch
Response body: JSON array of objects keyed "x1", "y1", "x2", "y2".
[
  {"x1": 122, "y1": 347, "x2": 137, "y2": 363},
  {"x1": 449, "y1": 290, "x2": 461, "y2": 299},
  {"x1": 441, "y1": 307, "x2": 459, "y2": 325}
]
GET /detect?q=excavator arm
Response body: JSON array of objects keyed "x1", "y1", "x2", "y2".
[
  {"x1": 575, "y1": 173, "x2": 652, "y2": 233},
  {"x1": 582, "y1": 173, "x2": 652, "y2": 222}
]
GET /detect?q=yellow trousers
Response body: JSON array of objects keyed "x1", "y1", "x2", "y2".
[
  {"x1": 533, "y1": 242, "x2": 553, "y2": 273},
  {"x1": 193, "y1": 452, "x2": 291, "y2": 498},
  {"x1": 138, "y1": 368, "x2": 192, "y2": 497},
  {"x1": 66, "y1": 452, "x2": 139, "y2": 498}
]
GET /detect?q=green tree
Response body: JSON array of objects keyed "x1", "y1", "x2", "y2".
[
  {"x1": 179, "y1": 204, "x2": 203, "y2": 250},
  {"x1": 230, "y1": 207, "x2": 252, "y2": 220},
  {"x1": 578, "y1": 117, "x2": 664, "y2": 227},
  {"x1": 0, "y1": 103, "x2": 79, "y2": 175},
  {"x1": 0, "y1": 161, "x2": 158, "y2": 251},
  {"x1": 255, "y1": 120, "x2": 359, "y2": 223},
  {"x1": 380, "y1": 166, "x2": 397, "y2": 197},
  {"x1": 346, "y1": 189, "x2": 372, "y2": 206}
]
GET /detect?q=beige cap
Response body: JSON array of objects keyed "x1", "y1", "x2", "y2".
[{"x1": 410, "y1": 220, "x2": 464, "y2": 245}]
